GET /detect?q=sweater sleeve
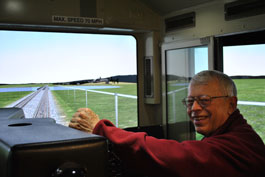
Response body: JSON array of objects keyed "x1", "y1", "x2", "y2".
[{"x1": 92, "y1": 119, "x2": 265, "y2": 177}]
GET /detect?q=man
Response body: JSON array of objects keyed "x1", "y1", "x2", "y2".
[{"x1": 69, "y1": 70, "x2": 265, "y2": 177}]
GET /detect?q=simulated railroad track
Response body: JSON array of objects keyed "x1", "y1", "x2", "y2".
[
  {"x1": 33, "y1": 86, "x2": 50, "y2": 118},
  {"x1": 14, "y1": 86, "x2": 51, "y2": 118}
]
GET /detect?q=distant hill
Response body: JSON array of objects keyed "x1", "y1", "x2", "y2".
[
  {"x1": 230, "y1": 75, "x2": 265, "y2": 79},
  {"x1": 107, "y1": 75, "x2": 137, "y2": 83},
  {"x1": 166, "y1": 74, "x2": 191, "y2": 81},
  {"x1": 166, "y1": 74, "x2": 265, "y2": 80},
  {"x1": 53, "y1": 79, "x2": 94, "y2": 85},
  {"x1": 53, "y1": 75, "x2": 137, "y2": 85}
]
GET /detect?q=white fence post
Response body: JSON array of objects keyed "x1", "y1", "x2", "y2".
[
  {"x1": 74, "y1": 89, "x2": 76, "y2": 102},
  {"x1": 86, "y1": 90, "x2": 88, "y2": 108},
  {"x1": 167, "y1": 86, "x2": 188, "y2": 122},
  {"x1": 115, "y1": 93, "x2": 118, "y2": 127},
  {"x1": 172, "y1": 92, "x2": 176, "y2": 122}
]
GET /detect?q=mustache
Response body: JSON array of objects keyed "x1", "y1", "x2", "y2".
[{"x1": 191, "y1": 109, "x2": 211, "y2": 118}]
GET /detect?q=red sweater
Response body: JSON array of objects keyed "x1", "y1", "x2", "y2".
[{"x1": 93, "y1": 109, "x2": 265, "y2": 177}]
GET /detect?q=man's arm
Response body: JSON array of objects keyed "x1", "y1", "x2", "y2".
[{"x1": 68, "y1": 108, "x2": 261, "y2": 177}]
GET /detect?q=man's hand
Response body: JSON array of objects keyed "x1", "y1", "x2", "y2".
[{"x1": 69, "y1": 108, "x2": 100, "y2": 133}]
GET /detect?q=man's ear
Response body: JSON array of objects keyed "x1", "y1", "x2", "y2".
[{"x1": 229, "y1": 96, "x2": 238, "y2": 113}]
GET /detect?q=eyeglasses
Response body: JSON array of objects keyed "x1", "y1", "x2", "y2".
[{"x1": 182, "y1": 95, "x2": 229, "y2": 108}]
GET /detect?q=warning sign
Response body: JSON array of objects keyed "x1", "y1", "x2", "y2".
[{"x1": 52, "y1": 16, "x2": 104, "y2": 25}]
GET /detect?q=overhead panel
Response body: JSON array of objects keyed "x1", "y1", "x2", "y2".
[
  {"x1": 139, "y1": 0, "x2": 213, "y2": 16},
  {"x1": 165, "y1": 12, "x2": 195, "y2": 32},
  {"x1": 225, "y1": 0, "x2": 265, "y2": 21}
]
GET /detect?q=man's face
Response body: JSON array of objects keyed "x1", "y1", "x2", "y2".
[{"x1": 187, "y1": 79, "x2": 232, "y2": 136}]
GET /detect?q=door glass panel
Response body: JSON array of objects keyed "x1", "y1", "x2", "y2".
[{"x1": 166, "y1": 46, "x2": 208, "y2": 141}]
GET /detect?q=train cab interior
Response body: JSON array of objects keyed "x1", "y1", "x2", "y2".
[{"x1": 0, "y1": 0, "x2": 265, "y2": 176}]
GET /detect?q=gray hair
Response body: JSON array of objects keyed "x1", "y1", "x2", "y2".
[{"x1": 190, "y1": 70, "x2": 237, "y2": 96}]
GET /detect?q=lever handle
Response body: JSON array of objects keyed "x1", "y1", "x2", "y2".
[{"x1": 52, "y1": 162, "x2": 87, "y2": 177}]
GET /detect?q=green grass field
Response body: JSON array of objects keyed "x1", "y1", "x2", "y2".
[
  {"x1": 233, "y1": 79, "x2": 265, "y2": 102},
  {"x1": 0, "y1": 84, "x2": 49, "y2": 88},
  {"x1": 52, "y1": 83, "x2": 138, "y2": 128},
  {"x1": 0, "y1": 91, "x2": 32, "y2": 107},
  {"x1": 233, "y1": 79, "x2": 265, "y2": 142}
]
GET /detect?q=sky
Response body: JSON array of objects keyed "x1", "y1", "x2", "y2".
[
  {"x1": 0, "y1": 30, "x2": 265, "y2": 84},
  {"x1": 0, "y1": 30, "x2": 137, "y2": 84},
  {"x1": 193, "y1": 45, "x2": 265, "y2": 76},
  {"x1": 195, "y1": 47, "x2": 208, "y2": 74},
  {"x1": 224, "y1": 44, "x2": 265, "y2": 76}
]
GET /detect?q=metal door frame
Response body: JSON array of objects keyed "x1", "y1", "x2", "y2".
[{"x1": 161, "y1": 37, "x2": 214, "y2": 139}]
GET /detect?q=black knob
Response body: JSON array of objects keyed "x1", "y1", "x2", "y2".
[{"x1": 52, "y1": 162, "x2": 87, "y2": 177}]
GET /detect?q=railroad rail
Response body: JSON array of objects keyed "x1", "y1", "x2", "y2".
[
  {"x1": 14, "y1": 86, "x2": 50, "y2": 118},
  {"x1": 33, "y1": 86, "x2": 50, "y2": 118},
  {"x1": 13, "y1": 87, "x2": 44, "y2": 108}
]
